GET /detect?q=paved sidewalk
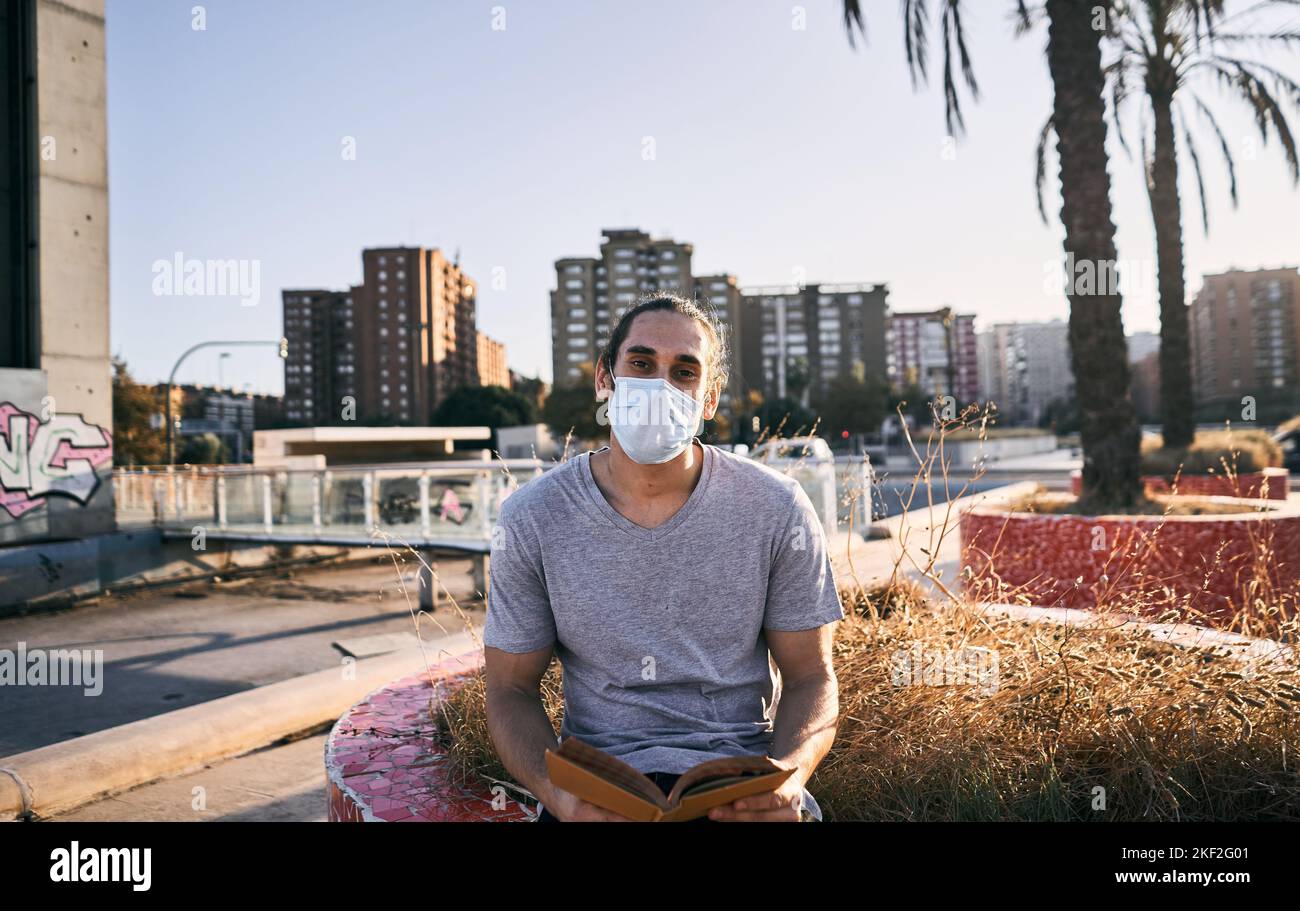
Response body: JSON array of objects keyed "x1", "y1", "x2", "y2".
[{"x1": 49, "y1": 733, "x2": 330, "y2": 822}]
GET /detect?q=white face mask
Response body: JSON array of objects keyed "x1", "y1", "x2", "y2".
[{"x1": 606, "y1": 375, "x2": 705, "y2": 464}]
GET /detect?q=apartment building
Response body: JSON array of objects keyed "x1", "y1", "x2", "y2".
[
  {"x1": 1190, "y1": 267, "x2": 1300, "y2": 419},
  {"x1": 886, "y1": 308, "x2": 979, "y2": 404},
  {"x1": 693, "y1": 273, "x2": 749, "y2": 420},
  {"x1": 283, "y1": 246, "x2": 487, "y2": 426},
  {"x1": 976, "y1": 319, "x2": 1073, "y2": 424},
  {"x1": 477, "y1": 331, "x2": 510, "y2": 389},
  {"x1": 550, "y1": 228, "x2": 694, "y2": 385},
  {"x1": 739, "y1": 284, "x2": 889, "y2": 404},
  {"x1": 281, "y1": 289, "x2": 355, "y2": 426}
]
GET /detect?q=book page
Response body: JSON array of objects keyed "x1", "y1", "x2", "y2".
[
  {"x1": 667, "y1": 754, "x2": 792, "y2": 806},
  {"x1": 552, "y1": 737, "x2": 666, "y2": 807}
]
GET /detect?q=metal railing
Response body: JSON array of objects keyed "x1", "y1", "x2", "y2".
[
  {"x1": 113, "y1": 460, "x2": 546, "y2": 551},
  {"x1": 113, "y1": 454, "x2": 875, "y2": 550}
]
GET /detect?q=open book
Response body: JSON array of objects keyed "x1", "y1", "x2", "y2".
[{"x1": 543, "y1": 736, "x2": 796, "y2": 822}]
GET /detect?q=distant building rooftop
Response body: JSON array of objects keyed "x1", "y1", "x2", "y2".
[{"x1": 254, "y1": 426, "x2": 492, "y2": 467}]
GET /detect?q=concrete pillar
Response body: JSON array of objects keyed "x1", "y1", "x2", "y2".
[
  {"x1": 417, "y1": 551, "x2": 438, "y2": 613},
  {"x1": 472, "y1": 552, "x2": 491, "y2": 598}
]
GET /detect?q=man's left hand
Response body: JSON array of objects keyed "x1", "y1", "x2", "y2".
[{"x1": 706, "y1": 776, "x2": 804, "y2": 822}]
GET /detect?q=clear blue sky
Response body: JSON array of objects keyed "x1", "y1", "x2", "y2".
[{"x1": 106, "y1": 0, "x2": 1300, "y2": 395}]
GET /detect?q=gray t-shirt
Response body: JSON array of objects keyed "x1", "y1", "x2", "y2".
[{"x1": 483, "y1": 441, "x2": 845, "y2": 775}]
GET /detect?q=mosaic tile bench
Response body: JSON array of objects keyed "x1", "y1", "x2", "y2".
[{"x1": 325, "y1": 647, "x2": 535, "y2": 822}]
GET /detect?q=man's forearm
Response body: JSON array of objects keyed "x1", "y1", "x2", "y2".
[
  {"x1": 768, "y1": 672, "x2": 839, "y2": 788},
  {"x1": 486, "y1": 687, "x2": 563, "y2": 805}
]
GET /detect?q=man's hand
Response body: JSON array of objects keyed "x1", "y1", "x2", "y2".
[
  {"x1": 706, "y1": 775, "x2": 805, "y2": 822},
  {"x1": 542, "y1": 783, "x2": 638, "y2": 822}
]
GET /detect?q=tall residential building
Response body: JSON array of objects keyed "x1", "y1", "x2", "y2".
[
  {"x1": 887, "y1": 308, "x2": 979, "y2": 404},
  {"x1": 477, "y1": 331, "x2": 510, "y2": 389},
  {"x1": 976, "y1": 320, "x2": 1073, "y2": 425},
  {"x1": 740, "y1": 286, "x2": 809, "y2": 405},
  {"x1": 283, "y1": 246, "x2": 486, "y2": 426},
  {"x1": 740, "y1": 284, "x2": 889, "y2": 405},
  {"x1": 282, "y1": 289, "x2": 355, "y2": 426},
  {"x1": 694, "y1": 274, "x2": 749, "y2": 420},
  {"x1": 1190, "y1": 267, "x2": 1300, "y2": 419},
  {"x1": 550, "y1": 228, "x2": 694, "y2": 386}
]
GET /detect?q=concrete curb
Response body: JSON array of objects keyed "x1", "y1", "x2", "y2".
[
  {"x1": 0, "y1": 629, "x2": 483, "y2": 821},
  {"x1": 976, "y1": 602, "x2": 1296, "y2": 669},
  {"x1": 830, "y1": 480, "x2": 1039, "y2": 582}
]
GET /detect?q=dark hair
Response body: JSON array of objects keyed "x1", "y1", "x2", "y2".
[{"x1": 598, "y1": 293, "x2": 730, "y2": 392}]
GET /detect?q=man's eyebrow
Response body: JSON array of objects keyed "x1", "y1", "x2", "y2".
[{"x1": 624, "y1": 344, "x2": 702, "y2": 367}]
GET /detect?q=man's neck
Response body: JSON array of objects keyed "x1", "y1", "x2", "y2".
[{"x1": 594, "y1": 439, "x2": 705, "y2": 505}]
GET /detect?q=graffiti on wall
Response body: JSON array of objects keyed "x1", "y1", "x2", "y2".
[{"x1": 0, "y1": 402, "x2": 113, "y2": 520}]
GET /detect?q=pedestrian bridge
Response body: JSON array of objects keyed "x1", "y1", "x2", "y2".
[
  {"x1": 114, "y1": 460, "x2": 547, "y2": 554},
  {"x1": 114, "y1": 456, "x2": 873, "y2": 554}
]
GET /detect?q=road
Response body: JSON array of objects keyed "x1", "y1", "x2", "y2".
[{"x1": 0, "y1": 555, "x2": 484, "y2": 757}]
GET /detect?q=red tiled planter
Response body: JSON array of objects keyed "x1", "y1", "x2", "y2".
[
  {"x1": 1069, "y1": 467, "x2": 1289, "y2": 500},
  {"x1": 960, "y1": 495, "x2": 1300, "y2": 630},
  {"x1": 326, "y1": 648, "x2": 534, "y2": 822}
]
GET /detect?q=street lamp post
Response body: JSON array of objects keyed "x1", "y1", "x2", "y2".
[{"x1": 166, "y1": 338, "x2": 287, "y2": 465}]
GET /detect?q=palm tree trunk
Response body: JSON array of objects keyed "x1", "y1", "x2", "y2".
[
  {"x1": 1149, "y1": 89, "x2": 1196, "y2": 447},
  {"x1": 1044, "y1": 0, "x2": 1142, "y2": 508}
]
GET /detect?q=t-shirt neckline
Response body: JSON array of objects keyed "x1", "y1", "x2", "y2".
[{"x1": 579, "y1": 441, "x2": 713, "y2": 541}]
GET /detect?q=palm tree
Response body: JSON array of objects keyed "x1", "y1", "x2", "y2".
[
  {"x1": 1086, "y1": 0, "x2": 1300, "y2": 447},
  {"x1": 843, "y1": 0, "x2": 1143, "y2": 506}
]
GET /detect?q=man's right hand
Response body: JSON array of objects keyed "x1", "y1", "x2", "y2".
[{"x1": 542, "y1": 783, "x2": 638, "y2": 822}]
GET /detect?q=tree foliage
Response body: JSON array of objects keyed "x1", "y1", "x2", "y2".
[
  {"x1": 540, "y1": 364, "x2": 607, "y2": 443},
  {"x1": 111, "y1": 356, "x2": 166, "y2": 466}
]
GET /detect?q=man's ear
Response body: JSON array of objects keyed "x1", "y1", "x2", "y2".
[
  {"x1": 594, "y1": 358, "x2": 614, "y2": 402},
  {"x1": 702, "y1": 379, "x2": 722, "y2": 420}
]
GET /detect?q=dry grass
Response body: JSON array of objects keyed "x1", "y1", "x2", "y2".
[
  {"x1": 433, "y1": 657, "x2": 563, "y2": 794},
  {"x1": 811, "y1": 591, "x2": 1299, "y2": 820},
  {"x1": 1141, "y1": 429, "x2": 1283, "y2": 476},
  {"x1": 430, "y1": 578, "x2": 1300, "y2": 820}
]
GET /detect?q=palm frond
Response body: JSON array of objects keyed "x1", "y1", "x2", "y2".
[
  {"x1": 903, "y1": 0, "x2": 930, "y2": 89},
  {"x1": 1177, "y1": 104, "x2": 1212, "y2": 235},
  {"x1": 1011, "y1": 0, "x2": 1037, "y2": 35},
  {"x1": 1217, "y1": 58, "x2": 1300, "y2": 181},
  {"x1": 844, "y1": 0, "x2": 867, "y2": 49},
  {"x1": 1034, "y1": 114, "x2": 1055, "y2": 223},
  {"x1": 1106, "y1": 57, "x2": 1136, "y2": 158},
  {"x1": 939, "y1": 1, "x2": 979, "y2": 137},
  {"x1": 1208, "y1": 31, "x2": 1300, "y2": 48},
  {"x1": 1191, "y1": 93, "x2": 1239, "y2": 207},
  {"x1": 842, "y1": 0, "x2": 981, "y2": 140},
  {"x1": 1188, "y1": 0, "x2": 1226, "y2": 48},
  {"x1": 948, "y1": 1, "x2": 980, "y2": 100}
]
